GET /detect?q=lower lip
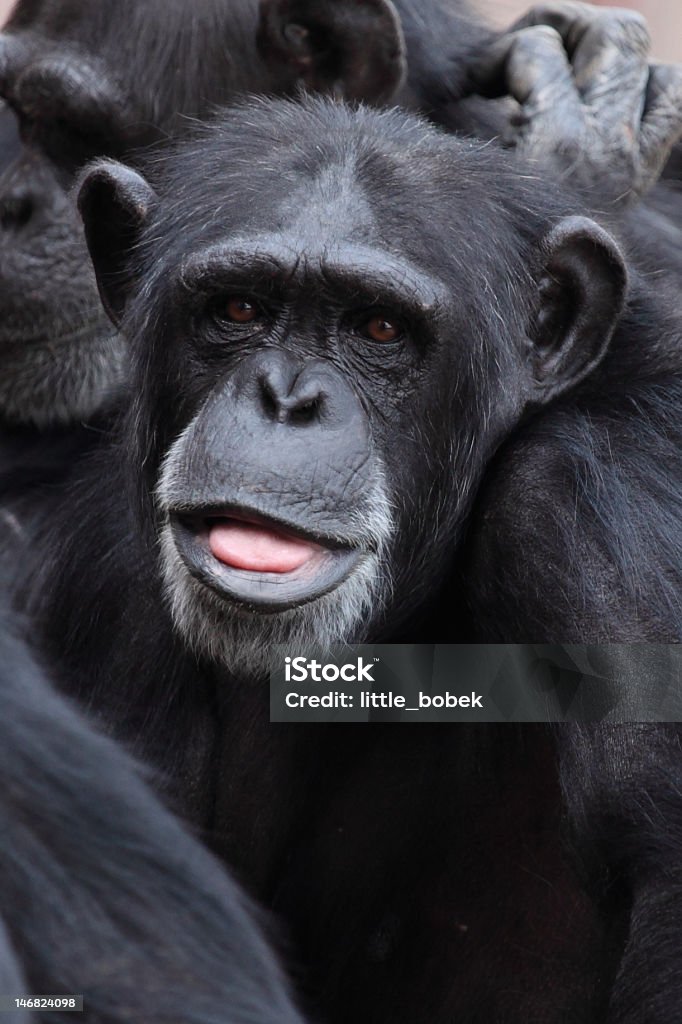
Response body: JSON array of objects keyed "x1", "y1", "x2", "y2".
[{"x1": 170, "y1": 515, "x2": 363, "y2": 613}]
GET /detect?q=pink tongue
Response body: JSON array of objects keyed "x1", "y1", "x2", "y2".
[{"x1": 208, "y1": 520, "x2": 319, "y2": 573}]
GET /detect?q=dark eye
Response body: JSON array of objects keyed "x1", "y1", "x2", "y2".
[
  {"x1": 360, "y1": 314, "x2": 403, "y2": 344},
  {"x1": 215, "y1": 296, "x2": 261, "y2": 325}
]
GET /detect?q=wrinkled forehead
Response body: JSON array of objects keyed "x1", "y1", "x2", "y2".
[
  {"x1": 164, "y1": 157, "x2": 451, "y2": 316},
  {"x1": 160, "y1": 144, "x2": 458, "y2": 288},
  {"x1": 268, "y1": 147, "x2": 468, "y2": 282}
]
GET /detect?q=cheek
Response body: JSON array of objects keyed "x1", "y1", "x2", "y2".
[{"x1": 381, "y1": 430, "x2": 445, "y2": 521}]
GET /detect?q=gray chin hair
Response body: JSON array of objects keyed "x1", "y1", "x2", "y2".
[{"x1": 156, "y1": 489, "x2": 394, "y2": 682}]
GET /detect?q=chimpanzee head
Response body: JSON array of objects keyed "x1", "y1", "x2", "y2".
[
  {"x1": 0, "y1": 0, "x2": 406, "y2": 427},
  {"x1": 77, "y1": 98, "x2": 627, "y2": 675}
]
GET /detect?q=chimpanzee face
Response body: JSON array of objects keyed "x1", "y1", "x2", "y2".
[
  {"x1": 78, "y1": 100, "x2": 627, "y2": 674},
  {"x1": 0, "y1": 5, "x2": 151, "y2": 425},
  {"x1": 152, "y1": 218, "x2": 451, "y2": 671}
]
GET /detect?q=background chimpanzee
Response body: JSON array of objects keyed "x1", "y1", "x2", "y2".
[
  {"x1": 0, "y1": 590, "x2": 307, "y2": 1024},
  {"x1": 260, "y1": 0, "x2": 682, "y2": 193},
  {"x1": 21, "y1": 97, "x2": 682, "y2": 1022}
]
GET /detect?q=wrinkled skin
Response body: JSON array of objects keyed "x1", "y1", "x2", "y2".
[{"x1": 472, "y1": 2, "x2": 682, "y2": 200}]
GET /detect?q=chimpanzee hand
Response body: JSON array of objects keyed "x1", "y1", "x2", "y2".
[{"x1": 470, "y1": 2, "x2": 682, "y2": 204}]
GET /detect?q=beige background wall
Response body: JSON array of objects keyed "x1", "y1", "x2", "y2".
[{"x1": 0, "y1": 0, "x2": 680, "y2": 60}]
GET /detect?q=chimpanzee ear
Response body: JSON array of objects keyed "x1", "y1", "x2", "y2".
[
  {"x1": 77, "y1": 160, "x2": 157, "y2": 327},
  {"x1": 257, "y1": 0, "x2": 407, "y2": 104},
  {"x1": 529, "y1": 216, "x2": 628, "y2": 403}
]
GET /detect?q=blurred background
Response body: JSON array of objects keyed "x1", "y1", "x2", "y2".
[{"x1": 0, "y1": 0, "x2": 680, "y2": 60}]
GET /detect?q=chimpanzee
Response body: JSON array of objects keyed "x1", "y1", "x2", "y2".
[
  {"x1": 0, "y1": 594, "x2": 306, "y2": 1024},
  {"x1": 22, "y1": 97, "x2": 682, "y2": 1022},
  {"x1": 2, "y1": 0, "x2": 681, "y2": 1016}
]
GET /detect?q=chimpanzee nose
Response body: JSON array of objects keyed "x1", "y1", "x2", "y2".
[
  {"x1": 227, "y1": 348, "x2": 367, "y2": 446},
  {"x1": 192, "y1": 348, "x2": 372, "y2": 513},
  {"x1": 256, "y1": 351, "x2": 327, "y2": 426}
]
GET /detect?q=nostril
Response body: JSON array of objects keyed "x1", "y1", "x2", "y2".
[
  {"x1": 0, "y1": 195, "x2": 33, "y2": 231},
  {"x1": 256, "y1": 364, "x2": 325, "y2": 425},
  {"x1": 289, "y1": 397, "x2": 320, "y2": 426}
]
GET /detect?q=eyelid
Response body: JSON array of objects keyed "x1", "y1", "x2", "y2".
[
  {"x1": 206, "y1": 292, "x2": 271, "y2": 326},
  {"x1": 353, "y1": 307, "x2": 406, "y2": 336}
]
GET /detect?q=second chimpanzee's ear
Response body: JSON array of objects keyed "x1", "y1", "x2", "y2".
[
  {"x1": 529, "y1": 216, "x2": 628, "y2": 403},
  {"x1": 257, "y1": 0, "x2": 407, "y2": 104},
  {"x1": 77, "y1": 160, "x2": 157, "y2": 327}
]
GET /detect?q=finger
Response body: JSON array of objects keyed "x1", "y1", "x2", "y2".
[
  {"x1": 572, "y1": 15, "x2": 649, "y2": 120},
  {"x1": 469, "y1": 24, "x2": 577, "y2": 111},
  {"x1": 639, "y1": 64, "x2": 682, "y2": 190},
  {"x1": 513, "y1": 2, "x2": 650, "y2": 63}
]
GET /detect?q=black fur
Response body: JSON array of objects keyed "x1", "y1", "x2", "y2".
[
  {"x1": 461, "y1": 282, "x2": 682, "y2": 641},
  {"x1": 0, "y1": 596, "x2": 305, "y2": 1023},
  {"x1": 0, "y1": 0, "x2": 675, "y2": 433}
]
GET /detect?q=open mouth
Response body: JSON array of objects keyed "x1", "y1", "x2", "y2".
[{"x1": 169, "y1": 507, "x2": 364, "y2": 612}]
